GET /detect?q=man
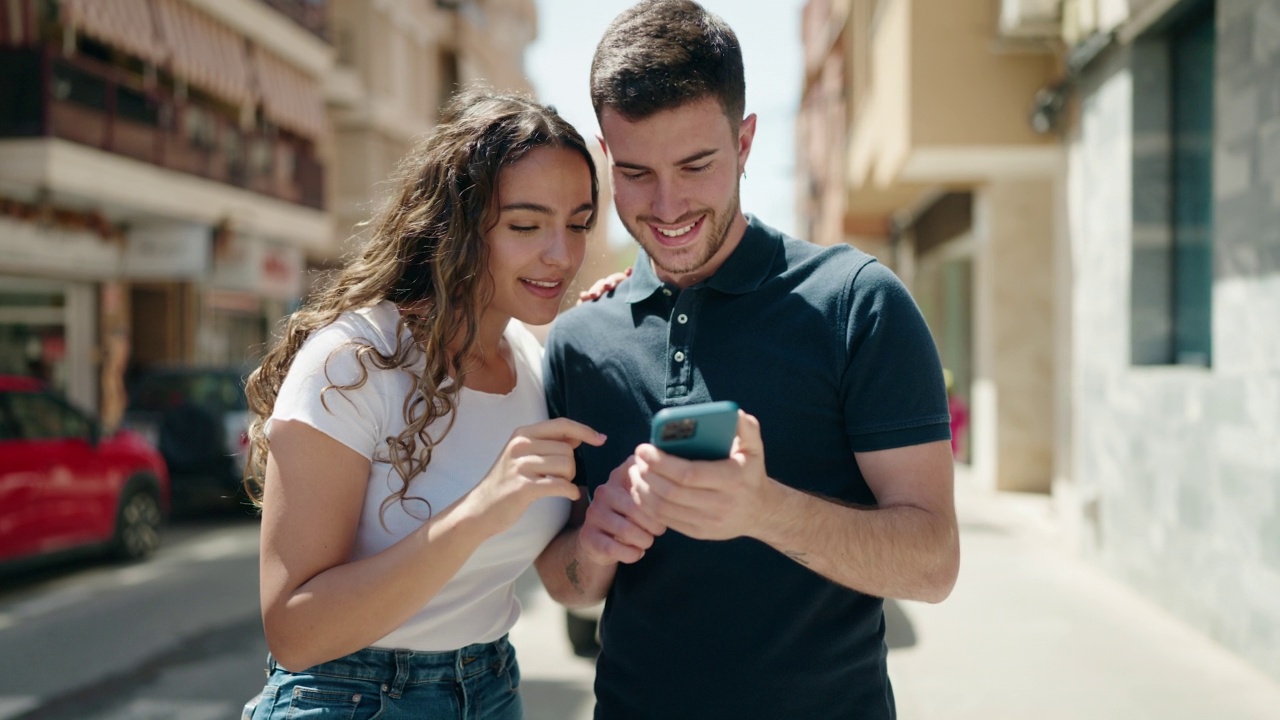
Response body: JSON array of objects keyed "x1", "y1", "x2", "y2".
[{"x1": 535, "y1": 2, "x2": 959, "y2": 718}]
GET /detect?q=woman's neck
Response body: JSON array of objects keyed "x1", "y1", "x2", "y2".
[{"x1": 455, "y1": 311, "x2": 516, "y2": 394}]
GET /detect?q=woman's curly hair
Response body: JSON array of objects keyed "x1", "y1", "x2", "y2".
[{"x1": 242, "y1": 87, "x2": 597, "y2": 522}]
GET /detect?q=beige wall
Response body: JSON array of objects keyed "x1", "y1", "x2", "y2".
[
  {"x1": 972, "y1": 178, "x2": 1056, "y2": 492},
  {"x1": 325, "y1": 0, "x2": 538, "y2": 264},
  {"x1": 836, "y1": 0, "x2": 1058, "y2": 233},
  {"x1": 911, "y1": 0, "x2": 1057, "y2": 149}
]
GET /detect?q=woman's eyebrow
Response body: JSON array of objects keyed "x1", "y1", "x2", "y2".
[{"x1": 499, "y1": 202, "x2": 595, "y2": 215}]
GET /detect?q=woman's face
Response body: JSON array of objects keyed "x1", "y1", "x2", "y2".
[{"x1": 483, "y1": 144, "x2": 594, "y2": 328}]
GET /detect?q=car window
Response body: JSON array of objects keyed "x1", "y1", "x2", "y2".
[
  {"x1": 6, "y1": 392, "x2": 91, "y2": 441},
  {"x1": 130, "y1": 372, "x2": 248, "y2": 413},
  {"x1": 0, "y1": 395, "x2": 21, "y2": 440}
]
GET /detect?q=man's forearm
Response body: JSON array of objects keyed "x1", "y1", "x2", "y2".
[
  {"x1": 756, "y1": 483, "x2": 960, "y2": 603},
  {"x1": 534, "y1": 526, "x2": 617, "y2": 608}
]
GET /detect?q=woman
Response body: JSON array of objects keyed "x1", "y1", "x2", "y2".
[{"x1": 241, "y1": 89, "x2": 602, "y2": 719}]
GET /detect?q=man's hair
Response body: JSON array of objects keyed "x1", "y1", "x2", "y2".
[{"x1": 590, "y1": 0, "x2": 745, "y2": 128}]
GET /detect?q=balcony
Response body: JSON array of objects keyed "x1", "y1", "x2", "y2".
[
  {"x1": 845, "y1": 0, "x2": 1058, "y2": 212},
  {"x1": 256, "y1": 0, "x2": 329, "y2": 42},
  {"x1": 0, "y1": 48, "x2": 324, "y2": 211}
]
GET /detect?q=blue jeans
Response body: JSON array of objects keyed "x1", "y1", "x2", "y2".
[{"x1": 242, "y1": 635, "x2": 523, "y2": 720}]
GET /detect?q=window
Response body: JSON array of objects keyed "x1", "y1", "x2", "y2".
[
  {"x1": 1168, "y1": 4, "x2": 1214, "y2": 365},
  {"x1": 1130, "y1": 1, "x2": 1214, "y2": 366},
  {"x1": 6, "y1": 392, "x2": 90, "y2": 441}
]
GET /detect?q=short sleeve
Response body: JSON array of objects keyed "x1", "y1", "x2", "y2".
[
  {"x1": 840, "y1": 261, "x2": 951, "y2": 452},
  {"x1": 269, "y1": 319, "x2": 389, "y2": 459}
]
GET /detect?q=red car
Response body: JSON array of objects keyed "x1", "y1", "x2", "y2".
[{"x1": 0, "y1": 375, "x2": 170, "y2": 565}]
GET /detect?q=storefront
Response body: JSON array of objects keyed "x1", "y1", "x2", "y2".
[
  {"x1": 205, "y1": 231, "x2": 303, "y2": 368},
  {"x1": 0, "y1": 215, "x2": 111, "y2": 411}
]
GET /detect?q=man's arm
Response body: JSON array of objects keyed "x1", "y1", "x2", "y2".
[
  {"x1": 535, "y1": 457, "x2": 667, "y2": 607},
  {"x1": 629, "y1": 412, "x2": 959, "y2": 603},
  {"x1": 756, "y1": 439, "x2": 958, "y2": 603}
]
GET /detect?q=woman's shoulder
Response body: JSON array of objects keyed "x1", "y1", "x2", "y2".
[
  {"x1": 307, "y1": 301, "x2": 401, "y2": 353},
  {"x1": 288, "y1": 301, "x2": 405, "y2": 382}
]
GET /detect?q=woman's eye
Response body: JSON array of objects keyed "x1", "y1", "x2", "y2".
[{"x1": 509, "y1": 225, "x2": 537, "y2": 233}]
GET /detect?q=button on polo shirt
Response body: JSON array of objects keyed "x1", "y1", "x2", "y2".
[{"x1": 615, "y1": 220, "x2": 780, "y2": 404}]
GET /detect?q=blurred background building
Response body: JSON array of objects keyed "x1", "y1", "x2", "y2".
[
  {"x1": 0, "y1": 0, "x2": 585, "y2": 431},
  {"x1": 798, "y1": 0, "x2": 1280, "y2": 684}
]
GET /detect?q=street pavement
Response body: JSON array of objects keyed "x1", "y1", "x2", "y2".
[
  {"x1": 512, "y1": 466, "x2": 1280, "y2": 719},
  {"x1": 887, "y1": 468, "x2": 1280, "y2": 719}
]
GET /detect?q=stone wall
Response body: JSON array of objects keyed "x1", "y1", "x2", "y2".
[{"x1": 1066, "y1": 0, "x2": 1280, "y2": 682}]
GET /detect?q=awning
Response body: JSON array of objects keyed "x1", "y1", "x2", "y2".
[
  {"x1": 61, "y1": 0, "x2": 167, "y2": 64},
  {"x1": 153, "y1": 0, "x2": 255, "y2": 109},
  {"x1": 252, "y1": 44, "x2": 328, "y2": 140},
  {"x1": 54, "y1": 0, "x2": 327, "y2": 141}
]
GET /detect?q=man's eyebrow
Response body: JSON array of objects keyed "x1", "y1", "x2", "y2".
[{"x1": 614, "y1": 148, "x2": 719, "y2": 171}]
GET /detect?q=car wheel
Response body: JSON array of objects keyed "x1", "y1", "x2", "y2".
[
  {"x1": 111, "y1": 485, "x2": 163, "y2": 561},
  {"x1": 566, "y1": 609, "x2": 601, "y2": 658}
]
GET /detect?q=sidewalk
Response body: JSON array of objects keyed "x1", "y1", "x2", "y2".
[{"x1": 888, "y1": 468, "x2": 1280, "y2": 720}]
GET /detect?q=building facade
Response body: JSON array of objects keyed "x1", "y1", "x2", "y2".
[
  {"x1": 0, "y1": 0, "x2": 331, "y2": 423},
  {"x1": 1059, "y1": 0, "x2": 1280, "y2": 682},
  {"x1": 324, "y1": 0, "x2": 537, "y2": 275},
  {"x1": 0, "y1": 0, "x2": 539, "y2": 430},
  {"x1": 797, "y1": 0, "x2": 1280, "y2": 683}
]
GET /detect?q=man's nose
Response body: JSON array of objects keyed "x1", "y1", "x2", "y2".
[{"x1": 651, "y1": 177, "x2": 685, "y2": 223}]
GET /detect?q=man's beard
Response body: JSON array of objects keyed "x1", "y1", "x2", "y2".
[{"x1": 626, "y1": 188, "x2": 741, "y2": 278}]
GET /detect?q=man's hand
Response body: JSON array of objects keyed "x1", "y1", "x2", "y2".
[
  {"x1": 628, "y1": 411, "x2": 780, "y2": 541},
  {"x1": 579, "y1": 456, "x2": 667, "y2": 564}
]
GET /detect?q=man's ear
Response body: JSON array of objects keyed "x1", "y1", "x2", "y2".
[
  {"x1": 737, "y1": 113, "x2": 758, "y2": 169},
  {"x1": 596, "y1": 133, "x2": 609, "y2": 158}
]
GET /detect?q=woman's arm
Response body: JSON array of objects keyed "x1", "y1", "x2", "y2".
[{"x1": 259, "y1": 418, "x2": 601, "y2": 671}]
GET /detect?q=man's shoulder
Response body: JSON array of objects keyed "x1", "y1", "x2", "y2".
[
  {"x1": 545, "y1": 291, "x2": 631, "y2": 348},
  {"x1": 768, "y1": 233, "x2": 884, "y2": 298}
]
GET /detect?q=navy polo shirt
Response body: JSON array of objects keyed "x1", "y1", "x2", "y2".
[{"x1": 543, "y1": 216, "x2": 949, "y2": 720}]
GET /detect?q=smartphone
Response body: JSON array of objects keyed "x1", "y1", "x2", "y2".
[{"x1": 650, "y1": 401, "x2": 740, "y2": 460}]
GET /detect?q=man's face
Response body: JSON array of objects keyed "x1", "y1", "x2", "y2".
[{"x1": 600, "y1": 97, "x2": 756, "y2": 288}]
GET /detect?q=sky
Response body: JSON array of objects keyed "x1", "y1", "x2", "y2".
[{"x1": 525, "y1": 0, "x2": 810, "y2": 245}]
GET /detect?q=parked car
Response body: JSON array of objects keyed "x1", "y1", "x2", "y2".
[
  {"x1": 122, "y1": 366, "x2": 251, "y2": 514},
  {"x1": 0, "y1": 375, "x2": 169, "y2": 566}
]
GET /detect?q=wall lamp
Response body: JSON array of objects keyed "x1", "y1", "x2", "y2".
[{"x1": 1028, "y1": 29, "x2": 1116, "y2": 135}]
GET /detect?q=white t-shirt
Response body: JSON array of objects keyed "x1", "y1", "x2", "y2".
[{"x1": 268, "y1": 300, "x2": 568, "y2": 651}]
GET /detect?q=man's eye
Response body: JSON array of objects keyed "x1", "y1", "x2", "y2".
[
  {"x1": 685, "y1": 163, "x2": 711, "y2": 173},
  {"x1": 569, "y1": 224, "x2": 590, "y2": 234},
  {"x1": 621, "y1": 171, "x2": 647, "y2": 181}
]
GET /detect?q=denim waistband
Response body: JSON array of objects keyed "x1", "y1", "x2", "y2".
[{"x1": 268, "y1": 635, "x2": 512, "y2": 693}]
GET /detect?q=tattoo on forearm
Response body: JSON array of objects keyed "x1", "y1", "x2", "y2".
[
  {"x1": 785, "y1": 550, "x2": 811, "y2": 566},
  {"x1": 566, "y1": 559, "x2": 585, "y2": 594}
]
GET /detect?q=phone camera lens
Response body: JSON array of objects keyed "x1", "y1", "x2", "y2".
[{"x1": 660, "y1": 418, "x2": 697, "y2": 441}]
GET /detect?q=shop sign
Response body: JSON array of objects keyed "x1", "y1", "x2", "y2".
[
  {"x1": 211, "y1": 233, "x2": 303, "y2": 300},
  {"x1": 0, "y1": 216, "x2": 119, "y2": 279},
  {"x1": 120, "y1": 221, "x2": 210, "y2": 279}
]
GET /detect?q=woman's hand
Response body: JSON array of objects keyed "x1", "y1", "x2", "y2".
[
  {"x1": 463, "y1": 418, "x2": 606, "y2": 535},
  {"x1": 577, "y1": 267, "x2": 632, "y2": 304}
]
